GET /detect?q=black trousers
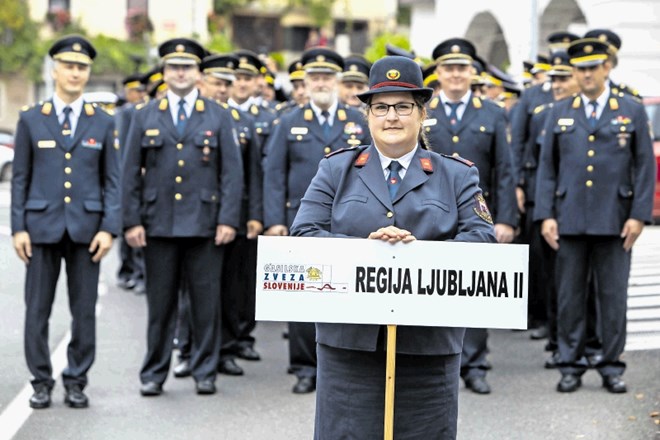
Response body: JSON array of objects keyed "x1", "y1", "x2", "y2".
[
  {"x1": 556, "y1": 235, "x2": 629, "y2": 377},
  {"x1": 460, "y1": 327, "x2": 489, "y2": 379},
  {"x1": 141, "y1": 237, "x2": 223, "y2": 385},
  {"x1": 117, "y1": 237, "x2": 145, "y2": 284},
  {"x1": 25, "y1": 234, "x2": 99, "y2": 390}
]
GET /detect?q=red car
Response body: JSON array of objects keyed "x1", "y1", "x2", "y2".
[{"x1": 643, "y1": 96, "x2": 660, "y2": 223}]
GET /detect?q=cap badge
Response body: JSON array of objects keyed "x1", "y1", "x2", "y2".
[
  {"x1": 585, "y1": 45, "x2": 593, "y2": 54},
  {"x1": 72, "y1": 43, "x2": 82, "y2": 52},
  {"x1": 228, "y1": 61, "x2": 234, "y2": 68},
  {"x1": 350, "y1": 65, "x2": 358, "y2": 71},
  {"x1": 240, "y1": 57, "x2": 247, "y2": 64},
  {"x1": 563, "y1": 37, "x2": 570, "y2": 43},
  {"x1": 451, "y1": 45, "x2": 460, "y2": 54},
  {"x1": 295, "y1": 62, "x2": 302, "y2": 70},
  {"x1": 598, "y1": 34, "x2": 607, "y2": 42},
  {"x1": 175, "y1": 44, "x2": 185, "y2": 53},
  {"x1": 386, "y1": 69, "x2": 400, "y2": 80},
  {"x1": 554, "y1": 57, "x2": 561, "y2": 64},
  {"x1": 317, "y1": 55, "x2": 326, "y2": 62}
]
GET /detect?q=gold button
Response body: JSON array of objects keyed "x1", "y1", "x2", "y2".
[
  {"x1": 620, "y1": 126, "x2": 626, "y2": 132},
  {"x1": 176, "y1": 143, "x2": 183, "y2": 150},
  {"x1": 178, "y1": 160, "x2": 185, "y2": 167},
  {"x1": 211, "y1": 195, "x2": 217, "y2": 201},
  {"x1": 386, "y1": 211, "x2": 394, "y2": 218},
  {"x1": 64, "y1": 196, "x2": 71, "y2": 203},
  {"x1": 587, "y1": 165, "x2": 594, "y2": 172},
  {"x1": 324, "y1": 147, "x2": 331, "y2": 154},
  {"x1": 150, "y1": 139, "x2": 155, "y2": 145},
  {"x1": 65, "y1": 153, "x2": 72, "y2": 159},
  {"x1": 452, "y1": 152, "x2": 459, "y2": 157},
  {"x1": 587, "y1": 150, "x2": 595, "y2": 157},
  {"x1": 286, "y1": 201, "x2": 291, "y2": 208},
  {"x1": 175, "y1": 176, "x2": 182, "y2": 183},
  {"x1": 64, "y1": 181, "x2": 72, "y2": 189},
  {"x1": 64, "y1": 167, "x2": 72, "y2": 174},
  {"x1": 586, "y1": 180, "x2": 593, "y2": 187},
  {"x1": 204, "y1": 139, "x2": 209, "y2": 145},
  {"x1": 240, "y1": 133, "x2": 246, "y2": 138},
  {"x1": 561, "y1": 126, "x2": 567, "y2": 132},
  {"x1": 452, "y1": 135, "x2": 459, "y2": 143},
  {"x1": 526, "y1": 162, "x2": 532, "y2": 167},
  {"x1": 296, "y1": 135, "x2": 302, "y2": 141},
  {"x1": 175, "y1": 193, "x2": 182, "y2": 200},
  {"x1": 588, "y1": 135, "x2": 595, "y2": 142},
  {"x1": 257, "y1": 127, "x2": 263, "y2": 134},
  {"x1": 425, "y1": 127, "x2": 430, "y2": 132},
  {"x1": 479, "y1": 126, "x2": 486, "y2": 132}
]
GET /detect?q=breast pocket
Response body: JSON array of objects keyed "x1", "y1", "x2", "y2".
[
  {"x1": 610, "y1": 124, "x2": 635, "y2": 150},
  {"x1": 141, "y1": 135, "x2": 163, "y2": 167},
  {"x1": 470, "y1": 123, "x2": 495, "y2": 140},
  {"x1": 195, "y1": 133, "x2": 218, "y2": 166}
]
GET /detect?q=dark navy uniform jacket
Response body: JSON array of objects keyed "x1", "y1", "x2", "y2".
[
  {"x1": 263, "y1": 102, "x2": 371, "y2": 228},
  {"x1": 424, "y1": 94, "x2": 518, "y2": 227},
  {"x1": 11, "y1": 101, "x2": 121, "y2": 243},
  {"x1": 534, "y1": 94, "x2": 656, "y2": 234},
  {"x1": 290, "y1": 145, "x2": 496, "y2": 355},
  {"x1": 122, "y1": 95, "x2": 244, "y2": 237}
]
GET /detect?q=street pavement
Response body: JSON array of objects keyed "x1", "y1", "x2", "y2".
[{"x1": 0, "y1": 181, "x2": 658, "y2": 440}]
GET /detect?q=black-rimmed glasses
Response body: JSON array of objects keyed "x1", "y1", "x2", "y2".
[{"x1": 368, "y1": 102, "x2": 417, "y2": 117}]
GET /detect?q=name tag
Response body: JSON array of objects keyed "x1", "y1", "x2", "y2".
[
  {"x1": 37, "y1": 140, "x2": 56, "y2": 148},
  {"x1": 557, "y1": 118, "x2": 574, "y2": 126},
  {"x1": 145, "y1": 129, "x2": 160, "y2": 136},
  {"x1": 423, "y1": 118, "x2": 437, "y2": 127},
  {"x1": 291, "y1": 127, "x2": 308, "y2": 135}
]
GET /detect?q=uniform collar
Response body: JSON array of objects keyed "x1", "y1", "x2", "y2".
[{"x1": 52, "y1": 93, "x2": 84, "y2": 118}]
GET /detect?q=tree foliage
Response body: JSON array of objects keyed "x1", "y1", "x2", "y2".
[
  {"x1": 364, "y1": 33, "x2": 412, "y2": 64},
  {"x1": 0, "y1": 0, "x2": 40, "y2": 74},
  {"x1": 286, "y1": 0, "x2": 336, "y2": 27}
]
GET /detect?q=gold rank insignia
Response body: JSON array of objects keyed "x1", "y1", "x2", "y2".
[
  {"x1": 231, "y1": 109, "x2": 240, "y2": 121},
  {"x1": 84, "y1": 103, "x2": 95, "y2": 116},
  {"x1": 41, "y1": 102, "x2": 53, "y2": 115},
  {"x1": 250, "y1": 105, "x2": 259, "y2": 115},
  {"x1": 354, "y1": 152, "x2": 369, "y2": 167},
  {"x1": 472, "y1": 97, "x2": 482, "y2": 109},
  {"x1": 195, "y1": 99, "x2": 205, "y2": 112},
  {"x1": 159, "y1": 98, "x2": 168, "y2": 111},
  {"x1": 609, "y1": 98, "x2": 619, "y2": 110},
  {"x1": 429, "y1": 96, "x2": 439, "y2": 109},
  {"x1": 473, "y1": 193, "x2": 493, "y2": 224},
  {"x1": 304, "y1": 109, "x2": 313, "y2": 121},
  {"x1": 337, "y1": 109, "x2": 347, "y2": 121},
  {"x1": 572, "y1": 96, "x2": 581, "y2": 109},
  {"x1": 419, "y1": 157, "x2": 433, "y2": 173},
  {"x1": 533, "y1": 104, "x2": 546, "y2": 114}
]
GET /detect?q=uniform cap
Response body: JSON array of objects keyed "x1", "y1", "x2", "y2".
[
  {"x1": 301, "y1": 47, "x2": 344, "y2": 73},
  {"x1": 484, "y1": 64, "x2": 515, "y2": 87},
  {"x1": 568, "y1": 38, "x2": 610, "y2": 67},
  {"x1": 49, "y1": 34, "x2": 96, "y2": 65},
  {"x1": 201, "y1": 53, "x2": 238, "y2": 82},
  {"x1": 584, "y1": 29, "x2": 622, "y2": 54},
  {"x1": 158, "y1": 38, "x2": 205, "y2": 65},
  {"x1": 531, "y1": 54, "x2": 551, "y2": 74},
  {"x1": 432, "y1": 38, "x2": 476, "y2": 66},
  {"x1": 547, "y1": 50, "x2": 572, "y2": 76},
  {"x1": 122, "y1": 72, "x2": 146, "y2": 90},
  {"x1": 472, "y1": 55, "x2": 487, "y2": 85},
  {"x1": 357, "y1": 55, "x2": 433, "y2": 103},
  {"x1": 422, "y1": 62, "x2": 439, "y2": 88},
  {"x1": 288, "y1": 59, "x2": 305, "y2": 82},
  {"x1": 546, "y1": 31, "x2": 580, "y2": 52},
  {"x1": 341, "y1": 54, "x2": 371, "y2": 84},
  {"x1": 234, "y1": 49, "x2": 264, "y2": 76},
  {"x1": 385, "y1": 43, "x2": 415, "y2": 59}
]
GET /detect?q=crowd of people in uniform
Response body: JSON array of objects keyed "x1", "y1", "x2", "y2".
[{"x1": 9, "y1": 26, "x2": 655, "y2": 439}]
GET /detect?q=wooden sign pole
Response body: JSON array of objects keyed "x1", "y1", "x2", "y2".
[{"x1": 384, "y1": 324, "x2": 397, "y2": 440}]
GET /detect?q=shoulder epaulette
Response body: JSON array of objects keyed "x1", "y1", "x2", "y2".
[
  {"x1": 21, "y1": 103, "x2": 36, "y2": 112},
  {"x1": 158, "y1": 98, "x2": 168, "y2": 111},
  {"x1": 572, "y1": 96, "x2": 581, "y2": 109},
  {"x1": 195, "y1": 99, "x2": 205, "y2": 112},
  {"x1": 533, "y1": 104, "x2": 546, "y2": 114},
  {"x1": 304, "y1": 108, "x2": 313, "y2": 121},
  {"x1": 135, "y1": 102, "x2": 147, "y2": 110},
  {"x1": 41, "y1": 101, "x2": 52, "y2": 116},
  {"x1": 326, "y1": 145, "x2": 359, "y2": 158},
  {"x1": 231, "y1": 108, "x2": 240, "y2": 121},
  {"x1": 472, "y1": 96, "x2": 482, "y2": 109},
  {"x1": 495, "y1": 101, "x2": 505, "y2": 108},
  {"x1": 84, "y1": 103, "x2": 95, "y2": 116},
  {"x1": 337, "y1": 109, "x2": 347, "y2": 121},
  {"x1": 609, "y1": 97, "x2": 619, "y2": 111},
  {"x1": 429, "y1": 96, "x2": 440, "y2": 109},
  {"x1": 250, "y1": 104, "x2": 259, "y2": 116},
  {"x1": 441, "y1": 153, "x2": 474, "y2": 167}
]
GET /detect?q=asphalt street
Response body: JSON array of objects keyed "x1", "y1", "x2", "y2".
[{"x1": 0, "y1": 181, "x2": 658, "y2": 440}]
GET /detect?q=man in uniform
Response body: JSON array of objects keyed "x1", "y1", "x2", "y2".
[
  {"x1": 423, "y1": 62, "x2": 441, "y2": 97},
  {"x1": 425, "y1": 37, "x2": 518, "y2": 394},
  {"x1": 275, "y1": 59, "x2": 308, "y2": 116},
  {"x1": 122, "y1": 38, "x2": 244, "y2": 396},
  {"x1": 11, "y1": 35, "x2": 120, "y2": 409},
  {"x1": 263, "y1": 47, "x2": 371, "y2": 394},
  {"x1": 535, "y1": 38, "x2": 655, "y2": 393},
  {"x1": 338, "y1": 54, "x2": 371, "y2": 109}
]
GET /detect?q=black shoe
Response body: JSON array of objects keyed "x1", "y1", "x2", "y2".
[
  {"x1": 530, "y1": 326, "x2": 549, "y2": 340},
  {"x1": 29, "y1": 386, "x2": 51, "y2": 409},
  {"x1": 292, "y1": 376, "x2": 316, "y2": 394},
  {"x1": 117, "y1": 278, "x2": 137, "y2": 290},
  {"x1": 587, "y1": 353, "x2": 604, "y2": 368},
  {"x1": 557, "y1": 374, "x2": 581, "y2": 392},
  {"x1": 64, "y1": 384, "x2": 88, "y2": 408},
  {"x1": 196, "y1": 380, "x2": 216, "y2": 395},
  {"x1": 173, "y1": 359, "x2": 191, "y2": 378},
  {"x1": 544, "y1": 352, "x2": 560, "y2": 369},
  {"x1": 140, "y1": 381, "x2": 163, "y2": 396},
  {"x1": 602, "y1": 375, "x2": 627, "y2": 393},
  {"x1": 464, "y1": 376, "x2": 491, "y2": 394},
  {"x1": 237, "y1": 346, "x2": 261, "y2": 361},
  {"x1": 218, "y1": 359, "x2": 244, "y2": 376},
  {"x1": 133, "y1": 281, "x2": 146, "y2": 295}
]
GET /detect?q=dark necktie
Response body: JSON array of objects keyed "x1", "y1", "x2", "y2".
[
  {"x1": 387, "y1": 161, "x2": 403, "y2": 200},
  {"x1": 588, "y1": 100, "x2": 598, "y2": 129},
  {"x1": 61, "y1": 106, "x2": 72, "y2": 138},
  {"x1": 447, "y1": 102, "x2": 462, "y2": 126},
  {"x1": 177, "y1": 99, "x2": 187, "y2": 136},
  {"x1": 321, "y1": 110, "x2": 331, "y2": 140}
]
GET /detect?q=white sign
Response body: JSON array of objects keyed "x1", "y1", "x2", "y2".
[{"x1": 256, "y1": 236, "x2": 529, "y2": 329}]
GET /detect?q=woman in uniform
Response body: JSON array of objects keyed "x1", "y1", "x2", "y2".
[{"x1": 290, "y1": 55, "x2": 496, "y2": 439}]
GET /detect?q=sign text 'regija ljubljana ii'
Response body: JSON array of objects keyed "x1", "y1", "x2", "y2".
[{"x1": 256, "y1": 236, "x2": 529, "y2": 329}]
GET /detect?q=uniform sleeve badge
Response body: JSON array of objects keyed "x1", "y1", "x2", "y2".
[
  {"x1": 354, "y1": 152, "x2": 369, "y2": 167},
  {"x1": 473, "y1": 193, "x2": 493, "y2": 224}
]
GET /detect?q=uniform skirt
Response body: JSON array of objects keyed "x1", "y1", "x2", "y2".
[{"x1": 314, "y1": 343, "x2": 460, "y2": 440}]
